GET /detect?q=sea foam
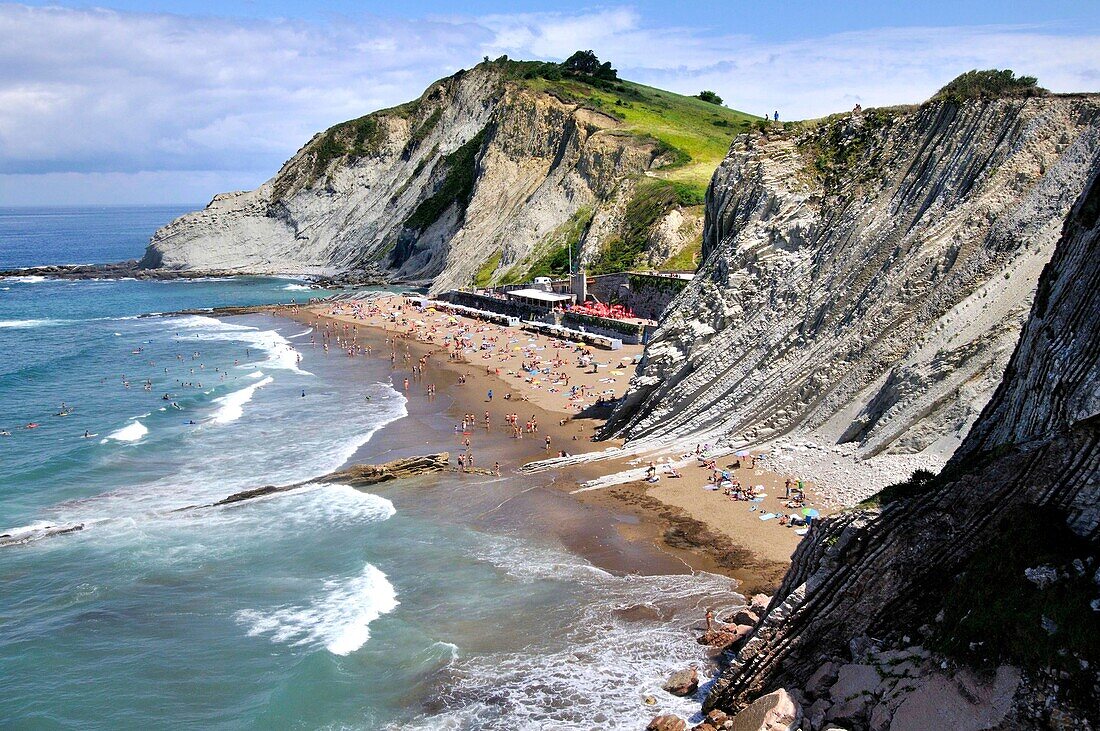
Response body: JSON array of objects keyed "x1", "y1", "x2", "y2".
[
  {"x1": 0, "y1": 319, "x2": 60, "y2": 328},
  {"x1": 236, "y1": 562, "x2": 398, "y2": 655}
]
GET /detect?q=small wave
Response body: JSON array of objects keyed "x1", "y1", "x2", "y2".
[
  {"x1": 288, "y1": 328, "x2": 313, "y2": 339},
  {"x1": 104, "y1": 420, "x2": 148, "y2": 443},
  {"x1": 282, "y1": 284, "x2": 312, "y2": 291},
  {"x1": 3, "y1": 274, "x2": 48, "y2": 283},
  {"x1": 173, "y1": 315, "x2": 311, "y2": 375},
  {"x1": 210, "y1": 376, "x2": 274, "y2": 424},
  {"x1": 236, "y1": 563, "x2": 398, "y2": 655}
]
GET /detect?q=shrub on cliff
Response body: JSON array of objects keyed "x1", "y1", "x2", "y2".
[
  {"x1": 932, "y1": 69, "x2": 1046, "y2": 104},
  {"x1": 696, "y1": 90, "x2": 723, "y2": 105}
]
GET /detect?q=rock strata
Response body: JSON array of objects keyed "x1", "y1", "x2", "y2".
[
  {"x1": 609, "y1": 95, "x2": 1100, "y2": 491},
  {"x1": 704, "y1": 136, "x2": 1100, "y2": 728}
]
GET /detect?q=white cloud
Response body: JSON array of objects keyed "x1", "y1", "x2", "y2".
[{"x1": 0, "y1": 4, "x2": 1096, "y2": 203}]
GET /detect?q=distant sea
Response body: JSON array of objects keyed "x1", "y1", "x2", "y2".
[
  {"x1": 0, "y1": 205, "x2": 198, "y2": 270},
  {"x1": 0, "y1": 207, "x2": 730, "y2": 729}
]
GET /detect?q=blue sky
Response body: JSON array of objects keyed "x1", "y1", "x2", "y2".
[{"x1": 1, "y1": 1, "x2": 1098, "y2": 205}]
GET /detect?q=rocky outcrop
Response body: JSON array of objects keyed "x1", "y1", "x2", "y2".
[
  {"x1": 142, "y1": 62, "x2": 698, "y2": 293},
  {"x1": 214, "y1": 453, "x2": 453, "y2": 505},
  {"x1": 704, "y1": 145, "x2": 1100, "y2": 726},
  {"x1": 608, "y1": 95, "x2": 1100, "y2": 474}
]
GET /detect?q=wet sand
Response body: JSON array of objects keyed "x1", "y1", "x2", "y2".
[{"x1": 271, "y1": 296, "x2": 825, "y2": 592}]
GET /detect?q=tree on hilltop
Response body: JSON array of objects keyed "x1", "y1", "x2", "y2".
[
  {"x1": 561, "y1": 50, "x2": 618, "y2": 81},
  {"x1": 696, "y1": 90, "x2": 723, "y2": 105}
]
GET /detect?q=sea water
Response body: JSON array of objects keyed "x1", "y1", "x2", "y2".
[{"x1": 0, "y1": 208, "x2": 737, "y2": 729}]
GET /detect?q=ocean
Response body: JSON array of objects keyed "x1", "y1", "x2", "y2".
[{"x1": 0, "y1": 207, "x2": 735, "y2": 729}]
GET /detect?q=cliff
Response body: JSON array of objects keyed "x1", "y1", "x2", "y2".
[
  {"x1": 142, "y1": 60, "x2": 754, "y2": 292},
  {"x1": 606, "y1": 95, "x2": 1100, "y2": 487},
  {"x1": 704, "y1": 148, "x2": 1100, "y2": 727}
]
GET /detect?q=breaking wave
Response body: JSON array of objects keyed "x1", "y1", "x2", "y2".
[{"x1": 236, "y1": 562, "x2": 398, "y2": 655}]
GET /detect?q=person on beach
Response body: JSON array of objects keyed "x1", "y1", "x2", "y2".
[
  {"x1": 544, "y1": 435, "x2": 551, "y2": 451},
  {"x1": 487, "y1": 389, "x2": 493, "y2": 402},
  {"x1": 705, "y1": 608, "x2": 715, "y2": 633},
  {"x1": 493, "y1": 461, "x2": 501, "y2": 476}
]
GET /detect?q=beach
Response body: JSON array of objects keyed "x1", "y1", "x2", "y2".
[{"x1": 288, "y1": 293, "x2": 827, "y2": 594}]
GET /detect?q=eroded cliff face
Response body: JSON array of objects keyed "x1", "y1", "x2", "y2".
[
  {"x1": 705, "y1": 147, "x2": 1100, "y2": 727},
  {"x1": 608, "y1": 96, "x2": 1100, "y2": 471},
  {"x1": 142, "y1": 64, "x2": 697, "y2": 292}
]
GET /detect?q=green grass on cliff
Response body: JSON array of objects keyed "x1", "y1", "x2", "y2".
[
  {"x1": 520, "y1": 75, "x2": 758, "y2": 195},
  {"x1": 403, "y1": 126, "x2": 488, "y2": 231}
]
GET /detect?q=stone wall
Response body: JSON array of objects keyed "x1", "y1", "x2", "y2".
[{"x1": 585, "y1": 272, "x2": 690, "y2": 321}]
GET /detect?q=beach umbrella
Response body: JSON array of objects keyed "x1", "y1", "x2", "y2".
[
  {"x1": 802, "y1": 508, "x2": 819, "y2": 517},
  {"x1": 735, "y1": 449, "x2": 751, "y2": 457}
]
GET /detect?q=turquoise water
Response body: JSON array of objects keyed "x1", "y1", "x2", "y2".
[{"x1": 0, "y1": 209, "x2": 735, "y2": 729}]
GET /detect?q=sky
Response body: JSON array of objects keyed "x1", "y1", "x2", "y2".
[{"x1": 0, "y1": 1, "x2": 1098, "y2": 205}]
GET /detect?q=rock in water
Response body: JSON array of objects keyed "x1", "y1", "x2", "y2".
[
  {"x1": 647, "y1": 714, "x2": 688, "y2": 731},
  {"x1": 662, "y1": 667, "x2": 699, "y2": 697}
]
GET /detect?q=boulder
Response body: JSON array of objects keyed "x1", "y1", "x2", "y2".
[
  {"x1": 663, "y1": 667, "x2": 699, "y2": 697},
  {"x1": 824, "y1": 664, "x2": 880, "y2": 724},
  {"x1": 729, "y1": 688, "x2": 801, "y2": 731},
  {"x1": 1024, "y1": 564, "x2": 1059, "y2": 589},
  {"x1": 749, "y1": 594, "x2": 771, "y2": 613},
  {"x1": 705, "y1": 709, "x2": 732, "y2": 729},
  {"x1": 889, "y1": 665, "x2": 1021, "y2": 731},
  {"x1": 648, "y1": 714, "x2": 688, "y2": 731},
  {"x1": 806, "y1": 698, "x2": 830, "y2": 729},
  {"x1": 804, "y1": 661, "x2": 839, "y2": 698},
  {"x1": 724, "y1": 609, "x2": 761, "y2": 626}
]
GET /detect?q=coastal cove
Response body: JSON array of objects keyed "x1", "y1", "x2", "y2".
[{"x1": 0, "y1": 275, "x2": 764, "y2": 729}]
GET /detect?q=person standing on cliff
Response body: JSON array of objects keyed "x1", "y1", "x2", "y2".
[{"x1": 773, "y1": 110, "x2": 779, "y2": 121}]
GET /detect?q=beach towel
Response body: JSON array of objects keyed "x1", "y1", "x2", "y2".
[{"x1": 759, "y1": 512, "x2": 777, "y2": 521}]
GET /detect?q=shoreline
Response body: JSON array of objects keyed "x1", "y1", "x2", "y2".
[{"x1": 273, "y1": 295, "x2": 824, "y2": 594}]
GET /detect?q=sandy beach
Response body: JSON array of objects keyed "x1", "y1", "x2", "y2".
[{"x1": 278, "y1": 294, "x2": 827, "y2": 593}]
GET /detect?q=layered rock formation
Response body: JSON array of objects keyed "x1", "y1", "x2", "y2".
[
  {"x1": 141, "y1": 62, "x2": 709, "y2": 292},
  {"x1": 705, "y1": 149, "x2": 1100, "y2": 726},
  {"x1": 608, "y1": 95, "x2": 1100, "y2": 473}
]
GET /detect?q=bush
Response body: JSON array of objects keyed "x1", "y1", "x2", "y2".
[
  {"x1": 696, "y1": 90, "x2": 723, "y2": 105},
  {"x1": 932, "y1": 69, "x2": 1045, "y2": 104}
]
